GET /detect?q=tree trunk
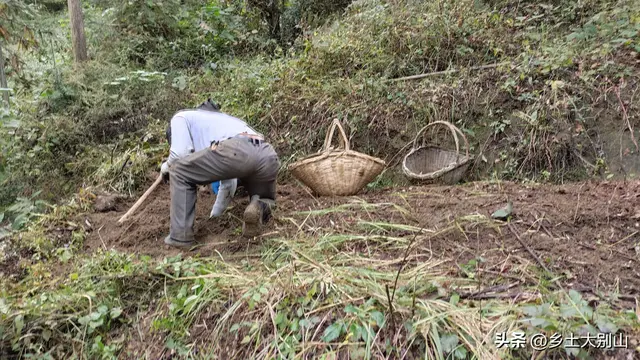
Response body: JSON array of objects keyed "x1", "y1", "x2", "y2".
[
  {"x1": 247, "y1": 0, "x2": 282, "y2": 41},
  {"x1": 0, "y1": 42, "x2": 9, "y2": 107},
  {"x1": 267, "y1": 9, "x2": 281, "y2": 40},
  {"x1": 67, "y1": 0, "x2": 88, "y2": 64}
]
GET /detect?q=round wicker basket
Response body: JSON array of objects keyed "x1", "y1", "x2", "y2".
[
  {"x1": 402, "y1": 121, "x2": 474, "y2": 185},
  {"x1": 288, "y1": 119, "x2": 386, "y2": 196}
]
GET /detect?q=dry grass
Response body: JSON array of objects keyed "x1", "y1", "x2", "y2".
[{"x1": 3, "y1": 188, "x2": 640, "y2": 359}]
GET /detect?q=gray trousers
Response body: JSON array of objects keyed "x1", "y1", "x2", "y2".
[{"x1": 169, "y1": 136, "x2": 280, "y2": 242}]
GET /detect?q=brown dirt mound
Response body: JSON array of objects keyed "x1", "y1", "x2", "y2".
[
  {"x1": 82, "y1": 179, "x2": 640, "y2": 298},
  {"x1": 83, "y1": 182, "x2": 265, "y2": 258}
]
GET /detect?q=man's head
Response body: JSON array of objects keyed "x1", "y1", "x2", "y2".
[{"x1": 197, "y1": 98, "x2": 221, "y2": 112}]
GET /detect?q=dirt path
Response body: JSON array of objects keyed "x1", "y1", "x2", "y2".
[{"x1": 83, "y1": 179, "x2": 640, "y2": 299}]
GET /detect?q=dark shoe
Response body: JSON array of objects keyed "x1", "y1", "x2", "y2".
[
  {"x1": 164, "y1": 235, "x2": 195, "y2": 248},
  {"x1": 242, "y1": 196, "x2": 273, "y2": 238}
]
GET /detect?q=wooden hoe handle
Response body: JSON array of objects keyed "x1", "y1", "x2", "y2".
[{"x1": 117, "y1": 174, "x2": 163, "y2": 224}]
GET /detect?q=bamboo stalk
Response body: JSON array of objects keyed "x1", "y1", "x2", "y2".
[{"x1": 0, "y1": 42, "x2": 9, "y2": 107}]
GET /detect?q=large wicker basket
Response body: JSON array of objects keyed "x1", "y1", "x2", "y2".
[
  {"x1": 402, "y1": 121, "x2": 474, "y2": 185},
  {"x1": 288, "y1": 119, "x2": 386, "y2": 196}
]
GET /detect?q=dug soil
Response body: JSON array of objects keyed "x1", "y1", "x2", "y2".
[{"x1": 83, "y1": 179, "x2": 640, "y2": 300}]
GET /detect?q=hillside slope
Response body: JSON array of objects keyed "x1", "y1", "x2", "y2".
[
  {"x1": 2, "y1": 179, "x2": 640, "y2": 359},
  {"x1": 1, "y1": 0, "x2": 640, "y2": 358},
  {"x1": 2, "y1": 0, "x2": 639, "y2": 206}
]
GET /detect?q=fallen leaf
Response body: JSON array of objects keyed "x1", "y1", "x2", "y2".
[{"x1": 491, "y1": 202, "x2": 513, "y2": 220}]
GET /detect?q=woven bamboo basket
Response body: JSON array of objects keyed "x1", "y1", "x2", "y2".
[
  {"x1": 288, "y1": 119, "x2": 386, "y2": 196},
  {"x1": 402, "y1": 121, "x2": 474, "y2": 185}
]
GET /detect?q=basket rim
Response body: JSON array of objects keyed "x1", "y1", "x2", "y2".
[
  {"x1": 410, "y1": 121, "x2": 471, "y2": 158},
  {"x1": 288, "y1": 149, "x2": 386, "y2": 171},
  {"x1": 401, "y1": 145, "x2": 474, "y2": 179}
]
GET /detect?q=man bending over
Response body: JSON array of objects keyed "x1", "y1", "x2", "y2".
[{"x1": 160, "y1": 99, "x2": 280, "y2": 248}]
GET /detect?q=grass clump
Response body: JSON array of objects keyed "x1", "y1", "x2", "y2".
[{"x1": 1, "y1": 229, "x2": 637, "y2": 359}]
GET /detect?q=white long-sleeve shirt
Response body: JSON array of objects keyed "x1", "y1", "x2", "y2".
[{"x1": 166, "y1": 109, "x2": 260, "y2": 167}]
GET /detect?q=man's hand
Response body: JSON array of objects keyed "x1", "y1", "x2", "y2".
[{"x1": 160, "y1": 161, "x2": 170, "y2": 184}]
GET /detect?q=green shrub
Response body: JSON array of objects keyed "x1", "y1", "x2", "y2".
[
  {"x1": 0, "y1": 59, "x2": 192, "y2": 203},
  {"x1": 280, "y1": 0, "x2": 354, "y2": 45},
  {"x1": 95, "y1": 0, "x2": 272, "y2": 70},
  {"x1": 296, "y1": 0, "x2": 510, "y2": 79}
]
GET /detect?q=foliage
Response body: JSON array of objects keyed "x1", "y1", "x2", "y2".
[
  {"x1": 1, "y1": 58, "x2": 188, "y2": 203},
  {"x1": 199, "y1": 0, "x2": 639, "y2": 183},
  {"x1": 1, "y1": 226, "x2": 638, "y2": 358},
  {"x1": 0, "y1": 107, "x2": 22, "y2": 206},
  {"x1": 0, "y1": 0, "x2": 39, "y2": 50},
  {"x1": 1, "y1": 0, "x2": 640, "y2": 356},
  {"x1": 0, "y1": 0, "x2": 39, "y2": 104},
  {"x1": 0, "y1": 190, "x2": 47, "y2": 231},
  {"x1": 2, "y1": 0, "x2": 636, "y2": 210},
  {"x1": 98, "y1": 0, "x2": 270, "y2": 69},
  {"x1": 514, "y1": 289, "x2": 639, "y2": 358}
]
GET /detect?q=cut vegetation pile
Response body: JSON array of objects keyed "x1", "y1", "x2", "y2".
[
  {"x1": 2, "y1": 179, "x2": 639, "y2": 359},
  {"x1": 83, "y1": 179, "x2": 640, "y2": 300}
]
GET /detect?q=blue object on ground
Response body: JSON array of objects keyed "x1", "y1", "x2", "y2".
[{"x1": 211, "y1": 181, "x2": 220, "y2": 194}]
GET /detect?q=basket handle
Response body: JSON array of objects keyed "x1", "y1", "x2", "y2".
[
  {"x1": 322, "y1": 119, "x2": 350, "y2": 152},
  {"x1": 412, "y1": 121, "x2": 470, "y2": 161}
]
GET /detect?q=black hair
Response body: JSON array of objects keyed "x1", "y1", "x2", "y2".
[
  {"x1": 198, "y1": 98, "x2": 221, "y2": 112},
  {"x1": 165, "y1": 124, "x2": 171, "y2": 146}
]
